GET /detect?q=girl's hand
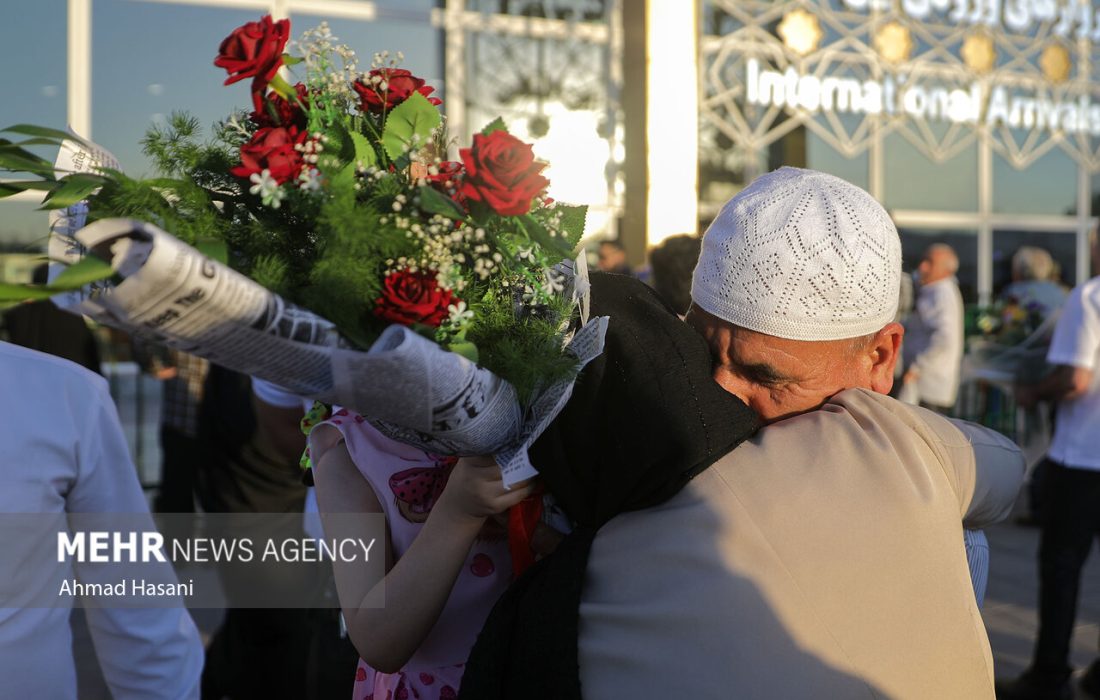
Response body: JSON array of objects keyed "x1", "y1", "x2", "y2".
[{"x1": 435, "y1": 456, "x2": 537, "y2": 527}]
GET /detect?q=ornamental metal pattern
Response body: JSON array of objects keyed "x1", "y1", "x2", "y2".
[{"x1": 701, "y1": 0, "x2": 1100, "y2": 172}]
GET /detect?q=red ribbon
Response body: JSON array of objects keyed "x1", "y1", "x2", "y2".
[{"x1": 507, "y1": 494, "x2": 544, "y2": 578}]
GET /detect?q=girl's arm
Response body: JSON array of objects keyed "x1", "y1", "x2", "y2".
[{"x1": 314, "y1": 445, "x2": 533, "y2": 673}]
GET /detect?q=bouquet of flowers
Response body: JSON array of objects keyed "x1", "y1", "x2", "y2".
[
  {"x1": 966, "y1": 298, "x2": 1057, "y2": 384},
  {"x1": 0, "y1": 16, "x2": 592, "y2": 407}
]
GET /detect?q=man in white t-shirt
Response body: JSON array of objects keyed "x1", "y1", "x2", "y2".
[
  {"x1": 998, "y1": 230, "x2": 1100, "y2": 700},
  {"x1": 901, "y1": 243, "x2": 965, "y2": 412},
  {"x1": 0, "y1": 340, "x2": 203, "y2": 699}
]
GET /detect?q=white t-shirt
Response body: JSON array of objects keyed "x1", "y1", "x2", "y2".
[
  {"x1": 1046, "y1": 277, "x2": 1100, "y2": 470},
  {"x1": 0, "y1": 341, "x2": 203, "y2": 699},
  {"x1": 903, "y1": 276, "x2": 965, "y2": 407}
]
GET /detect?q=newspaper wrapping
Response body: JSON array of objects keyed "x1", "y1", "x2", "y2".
[
  {"x1": 44, "y1": 138, "x2": 605, "y2": 485},
  {"x1": 56, "y1": 217, "x2": 605, "y2": 485}
]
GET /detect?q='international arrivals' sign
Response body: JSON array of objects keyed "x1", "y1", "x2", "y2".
[{"x1": 746, "y1": 58, "x2": 1100, "y2": 135}]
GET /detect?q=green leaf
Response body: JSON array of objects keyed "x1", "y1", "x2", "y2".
[
  {"x1": 480, "y1": 117, "x2": 508, "y2": 135},
  {"x1": 381, "y1": 92, "x2": 441, "y2": 160},
  {"x1": 268, "y1": 73, "x2": 298, "y2": 101},
  {"x1": 417, "y1": 185, "x2": 465, "y2": 220},
  {"x1": 49, "y1": 255, "x2": 114, "y2": 289},
  {"x1": 333, "y1": 161, "x2": 357, "y2": 191},
  {"x1": 519, "y1": 214, "x2": 572, "y2": 259},
  {"x1": 282, "y1": 55, "x2": 304, "y2": 66},
  {"x1": 0, "y1": 282, "x2": 55, "y2": 302},
  {"x1": 39, "y1": 173, "x2": 106, "y2": 210},
  {"x1": 0, "y1": 180, "x2": 55, "y2": 199},
  {"x1": 1, "y1": 124, "x2": 84, "y2": 144},
  {"x1": 446, "y1": 340, "x2": 479, "y2": 363},
  {"x1": 554, "y1": 204, "x2": 588, "y2": 249},
  {"x1": 350, "y1": 131, "x2": 377, "y2": 169},
  {"x1": 196, "y1": 239, "x2": 228, "y2": 265},
  {"x1": 0, "y1": 137, "x2": 65, "y2": 149},
  {"x1": 324, "y1": 121, "x2": 355, "y2": 166},
  {"x1": 0, "y1": 140, "x2": 56, "y2": 174}
]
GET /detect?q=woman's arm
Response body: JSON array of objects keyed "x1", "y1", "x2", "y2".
[{"x1": 314, "y1": 447, "x2": 533, "y2": 673}]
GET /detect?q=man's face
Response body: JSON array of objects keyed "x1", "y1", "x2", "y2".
[
  {"x1": 917, "y1": 247, "x2": 953, "y2": 285},
  {"x1": 687, "y1": 307, "x2": 897, "y2": 423}
]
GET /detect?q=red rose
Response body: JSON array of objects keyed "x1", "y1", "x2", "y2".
[
  {"x1": 214, "y1": 16, "x2": 290, "y2": 88},
  {"x1": 353, "y1": 68, "x2": 442, "y2": 114},
  {"x1": 230, "y1": 126, "x2": 307, "y2": 184},
  {"x1": 251, "y1": 83, "x2": 309, "y2": 129},
  {"x1": 374, "y1": 271, "x2": 455, "y2": 327},
  {"x1": 458, "y1": 131, "x2": 549, "y2": 216}
]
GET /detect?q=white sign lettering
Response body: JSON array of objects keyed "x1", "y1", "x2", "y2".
[
  {"x1": 840, "y1": 0, "x2": 1100, "y2": 41},
  {"x1": 745, "y1": 59, "x2": 1100, "y2": 135}
]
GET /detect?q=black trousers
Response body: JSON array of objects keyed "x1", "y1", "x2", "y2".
[{"x1": 1033, "y1": 458, "x2": 1100, "y2": 680}]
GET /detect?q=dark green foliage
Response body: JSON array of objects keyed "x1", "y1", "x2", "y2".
[{"x1": 467, "y1": 291, "x2": 579, "y2": 405}]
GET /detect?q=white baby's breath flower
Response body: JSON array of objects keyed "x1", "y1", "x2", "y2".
[
  {"x1": 298, "y1": 168, "x2": 323, "y2": 193},
  {"x1": 224, "y1": 114, "x2": 251, "y2": 137},
  {"x1": 249, "y1": 170, "x2": 286, "y2": 209},
  {"x1": 542, "y1": 269, "x2": 566, "y2": 296},
  {"x1": 447, "y1": 300, "x2": 474, "y2": 325}
]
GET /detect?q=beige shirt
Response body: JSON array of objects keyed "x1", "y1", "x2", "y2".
[{"x1": 579, "y1": 389, "x2": 1023, "y2": 700}]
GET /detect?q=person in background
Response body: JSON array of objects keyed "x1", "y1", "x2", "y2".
[
  {"x1": 131, "y1": 343, "x2": 211, "y2": 523},
  {"x1": 647, "y1": 234, "x2": 701, "y2": 317},
  {"x1": 998, "y1": 230, "x2": 1100, "y2": 700},
  {"x1": 900, "y1": 243, "x2": 965, "y2": 413},
  {"x1": 596, "y1": 239, "x2": 632, "y2": 276},
  {"x1": 1002, "y1": 246, "x2": 1069, "y2": 321},
  {"x1": 0, "y1": 263, "x2": 102, "y2": 375},
  {"x1": 196, "y1": 366, "x2": 360, "y2": 700},
  {"x1": 250, "y1": 379, "x2": 363, "y2": 700},
  {"x1": 1000, "y1": 246, "x2": 1068, "y2": 529},
  {"x1": 0, "y1": 340, "x2": 203, "y2": 699}
]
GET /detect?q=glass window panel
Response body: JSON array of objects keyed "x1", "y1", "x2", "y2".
[
  {"x1": 0, "y1": 0, "x2": 68, "y2": 173},
  {"x1": 993, "y1": 148, "x2": 1076, "y2": 216},
  {"x1": 0, "y1": 201, "x2": 52, "y2": 266},
  {"x1": 884, "y1": 133, "x2": 978, "y2": 212},
  {"x1": 898, "y1": 228, "x2": 979, "y2": 304},
  {"x1": 806, "y1": 120, "x2": 869, "y2": 192},
  {"x1": 992, "y1": 229, "x2": 1077, "y2": 295},
  {"x1": 465, "y1": 23, "x2": 616, "y2": 235},
  {"x1": 91, "y1": 1, "x2": 262, "y2": 176},
  {"x1": 0, "y1": 0, "x2": 67, "y2": 131}
]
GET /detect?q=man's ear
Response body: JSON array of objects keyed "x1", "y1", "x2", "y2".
[{"x1": 867, "y1": 322, "x2": 904, "y2": 395}]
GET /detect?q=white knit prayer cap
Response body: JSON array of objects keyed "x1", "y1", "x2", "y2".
[{"x1": 691, "y1": 167, "x2": 901, "y2": 341}]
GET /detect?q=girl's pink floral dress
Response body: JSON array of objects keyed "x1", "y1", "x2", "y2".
[{"x1": 310, "y1": 409, "x2": 512, "y2": 700}]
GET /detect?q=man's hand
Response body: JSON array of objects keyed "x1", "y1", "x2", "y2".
[
  {"x1": 153, "y1": 366, "x2": 178, "y2": 381},
  {"x1": 1016, "y1": 365, "x2": 1093, "y2": 408},
  {"x1": 1014, "y1": 383, "x2": 1039, "y2": 409}
]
